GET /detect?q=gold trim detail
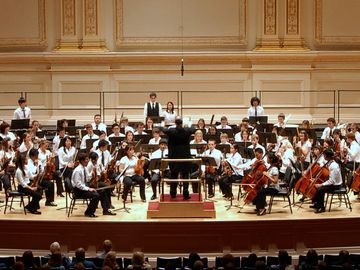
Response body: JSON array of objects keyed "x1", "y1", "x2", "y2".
[
  {"x1": 0, "y1": 0, "x2": 47, "y2": 51},
  {"x1": 114, "y1": 0, "x2": 247, "y2": 49},
  {"x1": 84, "y1": 0, "x2": 98, "y2": 36},
  {"x1": 286, "y1": 0, "x2": 298, "y2": 35},
  {"x1": 264, "y1": 0, "x2": 277, "y2": 35}
]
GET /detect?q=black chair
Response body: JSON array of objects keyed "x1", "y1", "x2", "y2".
[
  {"x1": 268, "y1": 174, "x2": 295, "y2": 214},
  {"x1": 65, "y1": 177, "x2": 88, "y2": 217},
  {"x1": 183, "y1": 257, "x2": 208, "y2": 269},
  {"x1": 86, "y1": 257, "x2": 104, "y2": 269},
  {"x1": 349, "y1": 254, "x2": 360, "y2": 268},
  {"x1": 40, "y1": 257, "x2": 50, "y2": 266},
  {"x1": 0, "y1": 257, "x2": 15, "y2": 270},
  {"x1": 216, "y1": 256, "x2": 241, "y2": 270},
  {"x1": 298, "y1": 255, "x2": 324, "y2": 267},
  {"x1": 3, "y1": 183, "x2": 29, "y2": 215},
  {"x1": 324, "y1": 255, "x2": 341, "y2": 267},
  {"x1": 325, "y1": 186, "x2": 352, "y2": 212},
  {"x1": 157, "y1": 257, "x2": 182, "y2": 270},
  {"x1": 15, "y1": 256, "x2": 41, "y2": 268},
  {"x1": 266, "y1": 256, "x2": 292, "y2": 268}
]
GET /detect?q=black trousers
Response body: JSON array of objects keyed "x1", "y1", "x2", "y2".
[
  {"x1": 53, "y1": 170, "x2": 64, "y2": 195},
  {"x1": 205, "y1": 173, "x2": 217, "y2": 195},
  {"x1": 39, "y1": 179, "x2": 55, "y2": 203},
  {"x1": 0, "y1": 173, "x2": 11, "y2": 191},
  {"x1": 73, "y1": 187, "x2": 100, "y2": 215},
  {"x1": 170, "y1": 171, "x2": 189, "y2": 198},
  {"x1": 122, "y1": 174, "x2": 146, "y2": 201},
  {"x1": 253, "y1": 187, "x2": 279, "y2": 210},
  {"x1": 18, "y1": 185, "x2": 43, "y2": 211},
  {"x1": 312, "y1": 185, "x2": 341, "y2": 209},
  {"x1": 219, "y1": 174, "x2": 243, "y2": 198},
  {"x1": 151, "y1": 170, "x2": 170, "y2": 196}
]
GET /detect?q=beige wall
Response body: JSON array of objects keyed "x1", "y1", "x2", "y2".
[{"x1": 0, "y1": 0, "x2": 360, "y2": 125}]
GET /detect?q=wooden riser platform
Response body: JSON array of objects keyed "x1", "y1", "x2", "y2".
[{"x1": 147, "y1": 194, "x2": 216, "y2": 218}]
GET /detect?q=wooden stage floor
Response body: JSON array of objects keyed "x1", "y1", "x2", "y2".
[{"x1": 1, "y1": 186, "x2": 360, "y2": 253}]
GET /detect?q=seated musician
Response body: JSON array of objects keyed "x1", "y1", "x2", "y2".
[
  {"x1": 134, "y1": 122, "x2": 148, "y2": 135},
  {"x1": 149, "y1": 128, "x2": 161, "y2": 145},
  {"x1": 241, "y1": 117, "x2": 255, "y2": 133},
  {"x1": 86, "y1": 152, "x2": 115, "y2": 215},
  {"x1": 247, "y1": 134, "x2": 265, "y2": 157},
  {"x1": 120, "y1": 116, "x2": 135, "y2": 133},
  {"x1": 190, "y1": 130, "x2": 207, "y2": 145},
  {"x1": 252, "y1": 153, "x2": 280, "y2": 216},
  {"x1": 321, "y1": 117, "x2": 336, "y2": 139},
  {"x1": 38, "y1": 140, "x2": 64, "y2": 197},
  {"x1": 311, "y1": 149, "x2": 342, "y2": 213},
  {"x1": 247, "y1": 96, "x2": 264, "y2": 117},
  {"x1": 196, "y1": 118, "x2": 207, "y2": 132},
  {"x1": 219, "y1": 133, "x2": 231, "y2": 145},
  {"x1": 71, "y1": 152, "x2": 112, "y2": 217},
  {"x1": 149, "y1": 138, "x2": 169, "y2": 200},
  {"x1": 117, "y1": 145, "x2": 146, "y2": 202},
  {"x1": 216, "y1": 116, "x2": 232, "y2": 130},
  {"x1": 302, "y1": 120, "x2": 311, "y2": 129},
  {"x1": 58, "y1": 136, "x2": 76, "y2": 181},
  {"x1": 108, "y1": 123, "x2": 125, "y2": 138},
  {"x1": 124, "y1": 130, "x2": 135, "y2": 144},
  {"x1": 273, "y1": 113, "x2": 286, "y2": 128},
  {"x1": 52, "y1": 127, "x2": 66, "y2": 155},
  {"x1": 312, "y1": 145, "x2": 325, "y2": 166},
  {"x1": 92, "y1": 114, "x2": 107, "y2": 134},
  {"x1": 350, "y1": 123, "x2": 360, "y2": 144},
  {"x1": 0, "y1": 138, "x2": 15, "y2": 191},
  {"x1": 145, "y1": 116, "x2": 154, "y2": 131},
  {"x1": 0, "y1": 122, "x2": 16, "y2": 142},
  {"x1": 208, "y1": 125, "x2": 218, "y2": 136},
  {"x1": 92, "y1": 131, "x2": 111, "y2": 152},
  {"x1": 218, "y1": 144, "x2": 243, "y2": 199},
  {"x1": 80, "y1": 124, "x2": 99, "y2": 150},
  {"x1": 15, "y1": 154, "x2": 42, "y2": 214},
  {"x1": 19, "y1": 132, "x2": 33, "y2": 155},
  {"x1": 277, "y1": 139, "x2": 295, "y2": 181},
  {"x1": 202, "y1": 138, "x2": 223, "y2": 198},
  {"x1": 235, "y1": 129, "x2": 251, "y2": 143},
  {"x1": 27, "y1": 148, "x2": 57, "y2": 207}
]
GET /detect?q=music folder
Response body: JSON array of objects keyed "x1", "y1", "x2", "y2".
[
  {"x1": 148, "y1": 158, "x2": 162, "y2": 171},
  {"x1": 201, "y1": 156, "x2": 217, "y2": 167},
  {"x1": 216, "y1": 144, "x2": 230, "y2": 154},
  {"x1": 140, "y1": 144, "x2": 159, "y2": 153},
  {"x1": 11, "y1": 119, "x2": 30, "y2": 130},
  {"x1": 249, "y1": 116, "x2": 268, "y2": 124},
  {"x1": 148, "y1": 116, "x2": 164, "y2": 123}
]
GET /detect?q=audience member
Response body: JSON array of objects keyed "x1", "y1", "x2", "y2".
[
  {"x1": 103, "y1": 252, "x2": 120, "y2": 270},
  {"x1": 70, "y1": 248, "x2": 96, "y2": 269},
  {"x1": 127, "y1": 252, "x2": 151, "y2": 270},
  {"x1": 97, "y1": 240, "x2": 113, "y2": 259}
]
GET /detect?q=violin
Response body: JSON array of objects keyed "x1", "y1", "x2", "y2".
[
  {"x1": 44, "y1": 156, "x2": 56, "y2": 180},
  {"x1": 134, "y1": 159, "x2": 145, "y2": 176},
  {"x1": 222, "y1": 160, "x2": 232, "y2": 177},
  {"x1": 90, "y1": 167, "x2": 99, "y2": 188}
]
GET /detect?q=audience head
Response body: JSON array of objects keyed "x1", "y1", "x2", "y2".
[
  {"x1": 75, "y1": 248, "x2": 86, "y2": 262},
  {"x1": 49, "y1": 241, "x2": 61, "y2": 254},
  {"x1": 131, "y1": 251, "x2": 146, "y2": 267},
  {"x1": 193, "y1": 260, "x2": 204, "y2": 270},
  {"x1": 103, "y1": 239, "x2": 113, "y2": 253},
  {"x1": 222, "y1": 254, "x2": 235, "y2": 266},
  {"x1": 12, "y1": 262, "x2": 24, "y2": 270},
  {"x1": 74, "y1": 262, "x2": 85, "y2": 270},
  {"x1": 305, "y1": 249, "x2": 319, "y2": 266},
  {"x1": 22, "y1": 250, "x2": 35, "y2": 268},
  {"x1": 49, "y1": 252, "x2": 63, "y2": 267},
  {"x1": 103, "y1": 251, "x2": 118, "y2": 270},
  {"x1": 255, "y1": 261, "x2": 267, "y2": 270},
  {"x1": 188, "y1": 252, "x2": 201, "y2": 268},
  {"x1": 278, "y1": 249, "x2": 289, "y2": 266}
]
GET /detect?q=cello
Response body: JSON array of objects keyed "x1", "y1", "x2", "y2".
[
  {"x1": 243, "y1": 170, "x2": 272, "y2": 204},
  {"x1": 303, "y1": 160, "x2": 330, "y2": 199},
  {"x1": 242, "y1": 160, "x2": 267, "y2": 192},
  {"x1": 351, "y1": 163, "x2": 360, "y2": 192}
]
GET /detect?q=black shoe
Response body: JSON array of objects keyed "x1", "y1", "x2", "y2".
[
  {"x1": 103, "y1": 210, "x2": 116, "y2": 216},
  {"x1": 57, "y1": 193, "x2": 65, "y2": 197},
  {"x1": 315, "y1": 207, "x2": 325, "y2": 214},
  {"x1": 45, "y1": 202, "x2": 57, "y2": 207},
  {"x1": 183, "y1": 195, "x2": 191, "y2": 200},
  {"x1": 151, "y1": 195, "x2": 157, "y2": 200},
  {"x1": 257, "y1": 208, "x2": 266, "y2": 216},
  {"x1": 208, "y1": 194, "x2": 214, "y2": 198},
  {"x1": 110, "y1": 192, "x2": 116, "y2": 197},
  {"x1": 29, "y1": 210, "x2": 41, "y2": 215},
  {"x1": 110, "y1": 205, "x2": 115, "y2": 209},
  {"x1": 309, "y1": 204, "x2": 318, "y2": 209},
  {"x1": 299, "y1": 197, "x2": 305, "y2": 202},
  {"x1": 85, "y1": 213, "x2": 97, "y2": 218}
]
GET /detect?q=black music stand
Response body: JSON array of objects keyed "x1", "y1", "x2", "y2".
[
  {"x1": 65, "y1": 126, "x2": 77, "y2": 136},
  {"x1": 236, "y1": 142, "x2": 255, "y2": 160},
  {"x1": 257, "y1": 132, "x2": 277, "y2": 146},
  {"x1": 135, "y1": 134, "x2": 151, "y2": 144},
  {"x1": 216, "y1": 144, "x2": 231, "y2": 155},
  {"x1": 149, "y1": 116, "x2": 165, "y2": 124},
  {"x1": 255, "y1": 123, "x2": 274, "y2": 133},
  {"x1": 149, "y1": 158, "x2": 162, "y2": 171},
  {"x1": 10, "y1": 119, "x2": 30, "y2": 130},
  {"x1": 93, "y1": 130, "x2": 102, "y2": 136},
  {"x1": 249, "y1": 116, "x2": 268, "y2": 125},
  {"x1": 36, "y1": 131, "x2": 46, "y2": 138},
  {"x1": 190, "y1": 144, "x2": 207, "y2": 155},
  {"x1": 57, "y1": 119, "x2": 76, "y2": 127},
  {"x1": 109, "y1": 137, "x2": 123, "y2": 153},
  {"x1": 85, "y1": 139, "x2": 97, "y2": 153},
  {"x1": 140, "y1": 144, "x2": 159, "y2": 154},
  {"x1": 204, "y1": 134, "x2": 220, "y2": 143}
]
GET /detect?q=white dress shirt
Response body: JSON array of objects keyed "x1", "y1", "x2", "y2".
[
  {"x1": 38, "y1": 149, "x2": 51, "y2": 169},
  {"x1": 15, "y1": 167, "x2": 32, "y2": 188},
  {"x1": 19, "y1": 142, "x2": 33, "y2": 154},
  {"x1": 52, "y1": 135, "x2": 65, "y2": 155},
  {"x1": 71, "y1": 164, "x2": 90, "y2": 191},
  {"x1": 118, "y1": 155, "x2": 138, "y2": 178},
  {"x1": 58, "y1": 146, "x2": 76, "y2": 169},
  {"x1": 216, "y1": 124, "x2": 232, "y2": 130},
  {"x1": 95, "y1": 149, "x2": 111, "y2": 168},
  {"x1": 149, "y1": 137, "x2": 161, "y2": 145},
  {"x1": 296, "y1": 140, "x2": 312, "y2": 163},
  {"x1": 92, "y1": 139, "x2": 111, "y2": 152},
  {"x1": 162, "y1": 111, "x2": 177, "y2": 124},
  {"x1": 321, "y1": 127, "x2": 336, "y2": 139},
  {"x1": 27, "y1": 158, "x2": 42, "y2": 176},
  {"x1": 226, "y1": 152, "x2": 243, "y2": 176},
  {"x1": 247, "y1": 106, "x2": 264, "y2": 117},
  {"x1": 0, "y1": 150, "x2": 15, "y2": 166},
  {"x1": 347, "y1": 140, "x2": 360, "y2": 163},
  {"x1": 322, "y1": 161, "x2": 342, "y2": 186},
  {"x1": 13, "y1": 106, "x2": 31, "y2": 119},
  {"x1": 80, "y1": 133, "x2": 99, "y2": 149},
  {"x1": 0, "y1": 132, "x2": 16, "y2": 142},
  {"x1": 203, "y1": 148, "x2": 222, "y2": 169},
  {"x1": 279, "y1": 148, "x2": 295, "y2": 174},
  {"x1": 91, "y1": 122, "x2": 107, "y2": 134},
  {"x1": 150, "y1": 148, "x2": 168, "y2": 173},
  {"x1": 267, "y1": 166, "x2": 280, "y2": 190}
]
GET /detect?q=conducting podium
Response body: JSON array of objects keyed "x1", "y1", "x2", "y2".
[{"x1": 147, "y1": 158, "x2": 216, "y2": 218}]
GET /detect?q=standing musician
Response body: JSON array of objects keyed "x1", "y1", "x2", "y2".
[
  {"x1": 27, "y1": 148, "x2": 56, "y2": 207},
  {"x1": 295, "y1": 130, "x2": 312, "y2": 170},
  {"x1": 80, "y1": 124, "x2": 99, "y2": 150},
  {"x1": 18, "y1": 132, "x2": 33, "y2": 155},
  {"x1": 108, "y1": 123, "x2": 125, "y2": 138},
  {"x1": 86, "y1": 152, "x2": 115, "y2": 215},
  {"x1": 218, "y1": 144, "x2": 243, "y2": 200},
  {"x1": 13, "y1": 96, "x2": 31, "y2": 119},
  {"x1": 15, "y1": 154, "x2": 42, "y2": 214},
  {"x1": 202, "y1": 138, "x2": 223, "y2": 198},
  {"x1": 144, "y1": 92, "x2": 163, "y2": 119},
  {"x1": 248, "y1": 96, "x2": 264, "y2": 117},
  {"x1": 163, "y1": 101, "x2": 177, "y2": 125},
  {"x1": 321, "y1": 117, "x2": 336, "y2": 139},
  {"x1": 71, "y1": 153, "x2": 103, "y2": 217},
  {"x1": 160, "y1": 116, "x2": 195, "y2": 199},
  {"x1": 312, "y1": 149, "x2": 343, "y2": 213},
  {"x1": 0, "y1": 122, "x2": 17, "y2": 142},
  {"x1": 149, "y1": 138, "x2": 169, "y2": 200},
  {"x1": 117, "y1": 145, "x2": 146, "y2": 202},
  {"x1": 252, "y1": 153, "x2": 280, "y2": 216},
  {"x1": 58, "y1": 136, "x2": 77, "y2": 181},
  {"x1": 38, "y1": 140, "x2": 64, "y2": 197},
  {"x1": 92, "y1": 114, "x2": 107, "y2": 134}
]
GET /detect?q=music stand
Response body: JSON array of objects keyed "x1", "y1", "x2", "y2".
[
  {"x1": 249, "y1": 116, "x2": 268, "y2": 125},
  {"x1": 204, "y1": 134, "x2": 220, "y2": 143},
  {"x1": 216, "y1": 144, "x2": 231, "y2": 155},
  {"x1": 190, "y1": 144, "x2": 207, "y2": 155},
  {"x1": 85, "y1": 139, "x2": 97, "y2": 153},
  {"x1": 36, "y1": 131, "x2": 46, "y2": 138},
  {"x1": 148, "y1": 158, "x2": 162, "y2": 171},
  {"x1": 109, "y1": 137, "x2": 123, "y2": 153},
  {"x1": 255, "y1": 123, "x2": 274, "y2": 133},
  {"x1": 149, "y1": 116, "x2": 164, "y2": 124},
  {"x1": 59, "y1": 136, "x2": 77, "y2": 148},
  {"x1": 236, "y1": 142, "x2": 255, "y2": 160},
  {"x1": 57, "y1": 119, "x2": 76, "y2": 127},
  {"x1": 135, "y1": 134, "x2": 151, "y2": 144},
  {"x1": 10, "y1": 119, "x2": 30, "y2": 130},
  {"x1": 65, "y1": 126, "x2": 77, "y2": 136},
  {"x1": 257, "y1": 132, "x2": 277, "y2": 146},
  {"x1": 93, "y1": 130, "x2": 102, "y2": 136},
  {"x1": 140, "y1": 144, "x2": 159, "y2": 154}
]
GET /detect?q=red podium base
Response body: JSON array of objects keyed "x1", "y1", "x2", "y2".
[{"x1": 147, "y1": 194, "x2": 216, "y2": 219}]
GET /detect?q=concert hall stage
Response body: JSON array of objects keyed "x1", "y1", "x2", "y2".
[{"x1": 0, "y1": 190, "x2": 359, "y2": 253}]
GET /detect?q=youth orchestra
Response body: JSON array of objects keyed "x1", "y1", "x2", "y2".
[{"x1": 0, "y1": 93, "x2": 359, "y2": 217}]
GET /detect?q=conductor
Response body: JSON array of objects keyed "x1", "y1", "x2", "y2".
[{"x1": 160, "y1": 116, "x2": 195, "y2": 199}]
